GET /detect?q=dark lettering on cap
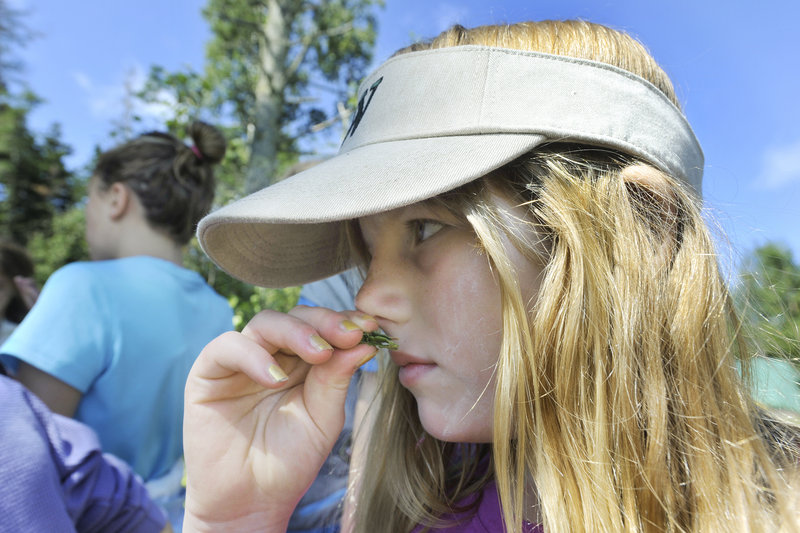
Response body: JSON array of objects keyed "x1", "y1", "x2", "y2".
[{"x1": 344, "y1": 77, "x2": 384, "y2": 141}]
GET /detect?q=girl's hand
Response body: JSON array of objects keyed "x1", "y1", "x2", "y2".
[{"x1": 182, "y1": 306, "x2": 378, "y2": 533}]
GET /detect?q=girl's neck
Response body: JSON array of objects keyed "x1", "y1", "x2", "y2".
[
  {"x1": 110, "y1": 221, "x2": 184, "y2": 266},
  {"x1": 115, "y1": 238, "x2": 183, "y2": 265}
]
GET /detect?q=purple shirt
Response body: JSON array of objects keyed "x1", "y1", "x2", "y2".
[
  {"x1": 411, "y1": 481, "x2": 542, "y2": 532},
  {"x1": 0, "y1": 374, "x2": 166, "y2": 532}
]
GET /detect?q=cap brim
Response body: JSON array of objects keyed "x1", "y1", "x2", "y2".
[{"x1": 198, "y1": 133, "x2": 545, "y2": 288}]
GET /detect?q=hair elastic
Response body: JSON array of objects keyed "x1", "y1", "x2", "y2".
[{"x1": 190, "y1": 145, "x2": 203, "y2": 160}]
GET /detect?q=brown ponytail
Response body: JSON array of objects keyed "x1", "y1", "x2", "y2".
[{"x1": 93, "y1": 121, "x2": 227, "y2": 244}]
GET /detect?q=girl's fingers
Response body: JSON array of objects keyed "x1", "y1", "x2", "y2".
[
  {"x1": 187, "y1": 307, "x2": 378, "y2": 449},
  {"x1": 240, "y1": 306, "x2": 379, "y2": 362},
  {"x1": 240, "y1": 307, "x2": 379, "y2": 426},
  {"x1": 186, "y1": 330, "x2": 291, "y2": 404},
  {"x1": 281, "y1": 307, "x2": 381, "y2": 428},
  {"x1": 190, "y1": 307, "x2": 379, "y2": 403},
  {"x1": 301, "y1": 343, "x2": 377, "y2": 435},
  {"x1": 288, "y1": 305, "x2": 380, "y2": 348}
]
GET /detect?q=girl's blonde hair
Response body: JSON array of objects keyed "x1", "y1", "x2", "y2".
[{"x1": 352, "y1": 21, "x2": 800, "y2": 533}]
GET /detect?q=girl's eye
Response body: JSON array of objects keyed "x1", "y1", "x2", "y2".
[{"x1": 411, "y1": 219, "x2": 444, "y2": 243}]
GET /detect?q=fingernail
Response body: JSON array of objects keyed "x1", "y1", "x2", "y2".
[
  {"x1": 340, "y1": 320, "x2": 361, "y2": 332},
  {"x1": 310, "y1": 334, "x2": 332, "y2": 352},
  {"x1": 267, "y1": 363, "x2": 289, "y2": 383},
  {"x1": 351, "y1": 314, "x2": 376, "y2": 329},
  {"x1": 358, "y1": 348, "x2": 378, "y2": 368}
]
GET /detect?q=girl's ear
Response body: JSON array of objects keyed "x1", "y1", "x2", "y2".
[
  {"x1": 619, "y1": 164, "x2": 680, "y2": 224},
  {"x1": 620, "y1": 164, "x2": 672, "y2": 197},
  {"x1": 620, "y1": 164, "x2": 683, "y2": 265},
  {"x1": 107, "y1": 182, "x2": 131, "y2": 220}
]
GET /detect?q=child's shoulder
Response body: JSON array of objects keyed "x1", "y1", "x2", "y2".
[{"x1": 45, "y1": 261, "x2": 100, "y2": 289}]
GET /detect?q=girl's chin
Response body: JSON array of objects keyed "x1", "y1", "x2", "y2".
[{"x1": 416, "y1": 406, "x2": 494, "y2": 443}]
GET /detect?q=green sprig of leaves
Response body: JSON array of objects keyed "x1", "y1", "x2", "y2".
[{"x1": 360, "y1": 331, "x2": 399, "y2": 350}]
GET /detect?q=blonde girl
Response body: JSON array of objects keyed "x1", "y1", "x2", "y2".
[{"x1": 183, "y1": 21, "x2": 800, "y2": 532}]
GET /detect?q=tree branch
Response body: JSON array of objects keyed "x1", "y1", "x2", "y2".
[
  {"x1": 285, "y1": 95, "x2": 318, "y2": 104},
  {"x1": 286, "y1": 21, "x2": 355, "y2": 79},
  {"x1": 286, "y1": 34, "x2": 314, "y2": 79},
  {"x1": 322, "y1": 21, "x2": 355, "y2": 38},
  {"x1": 310, "y1": 100, "x2": 351, "y2": 133},
  {"x1": 214, "y1": 13, "x2": 261, "y2": 31}
]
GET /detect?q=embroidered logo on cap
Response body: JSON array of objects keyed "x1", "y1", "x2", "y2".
[{"x1": 344, "y1": 77, "x2": 383, "y2": 141}]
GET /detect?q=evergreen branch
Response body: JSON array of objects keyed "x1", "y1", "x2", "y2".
[{"x1": 360, "y1": 331, "x2": 399, "y2": 350}]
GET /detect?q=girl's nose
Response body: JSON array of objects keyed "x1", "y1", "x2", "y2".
[{"x1": 354, "y1": 254, "x2": 413, "y2": 326}]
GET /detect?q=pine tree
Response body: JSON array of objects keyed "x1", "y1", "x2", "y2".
[{"x1": 0, "y1": 2, "x2": 79, "y2": 252}]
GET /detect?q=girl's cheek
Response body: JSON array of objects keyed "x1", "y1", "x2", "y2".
[{"x1": 435, "y1": 252, "x2": 502, "y2": 338}]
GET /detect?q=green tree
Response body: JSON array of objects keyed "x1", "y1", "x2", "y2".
[
  {"x1": 0, "y1": 1, "x2": 80, "y2": 251},
  {"x1": 144, "y1": 0, "x2": 381, "y2": 193},
  {"x1": 737, "y1": 243, "x2": 800, "y2": 364},
  {"x1": 139, "y1": 0, "x2": 383, "y2": 327},
  {"x1": 27, "y1": 207, "x2": 89, "y2": 286},
  {"x1": 0, "y1": 94, "x2": 48, "y2": 243},
  {"x1": 0, "y1": 0, "x2": 33, "y2": 92}
]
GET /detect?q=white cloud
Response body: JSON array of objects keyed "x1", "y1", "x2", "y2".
[
  {"x1": 71, "y1": 70, "x2": 124, "y2": 120},
  {"x1": 72, "y1": 71, "x2": 93, "y2": 91},
  {"x1": 125, "y1": 65, "x2": 177, "y2": 126},
  {"x1": 5, "y1": 0, "x2": 30, "y2": 9},
  {"x1": 71, "y1": 65, "x2": 176, "y2": 128},
  {"x1": 757, "y1": 138, "x2": 800, "y2": 189}
]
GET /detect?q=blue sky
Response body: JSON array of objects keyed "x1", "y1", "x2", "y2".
[{"x1": 10, "y1": 0, "x2": 800, "y2": 273}]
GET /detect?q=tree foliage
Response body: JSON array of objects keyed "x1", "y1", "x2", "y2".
[
  {"x1": 202, "y1": 0, "x2": 380, "y2": 193},
  {"x1": 142, "y1": 0, "x2": 381, "y2": 192},
  {"x1": 736, "y1": 243, "x2": 800, "y2": 365},
  {"x1": 0, "y1": 1, "x2": 80, "y2": 255},
  {"x1": 0, "y1": 0, "x2": 33, "y2": 92},
  {"x1": 0, "y1": 99, "x2": 79, "y2": 243},
  {"x1": 27, "y1": 206, "x2": 89, "y2": 286}
]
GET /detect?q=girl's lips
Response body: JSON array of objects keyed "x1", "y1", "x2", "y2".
[
  {"x1": 389, "y1": 350, "x2": 431, "y2": 367},
  {"x1": 391, "y1": 351, "x2": 436, "y2": 387}
]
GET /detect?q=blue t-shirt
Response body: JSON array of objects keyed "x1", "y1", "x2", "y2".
[{"x1": 0, "y1": 256, "x2": 233, "y2": 480}]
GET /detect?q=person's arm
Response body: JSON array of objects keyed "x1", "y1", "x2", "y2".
[
  {"x1": 16, "y1": 361, "x2": 82, "y2": 417},
  {"x1": 54, "y1": 415, "x2": 169, "y2": 533},
  {"x1": 182, "y1": 307, "x2": 378, "y2": 532},
  {"x1": 2, "y1": 264, "x2": 106, "y2": 414},
  {"x1": 1, "y1": 375, "x2": 168, "y2": 533}
]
